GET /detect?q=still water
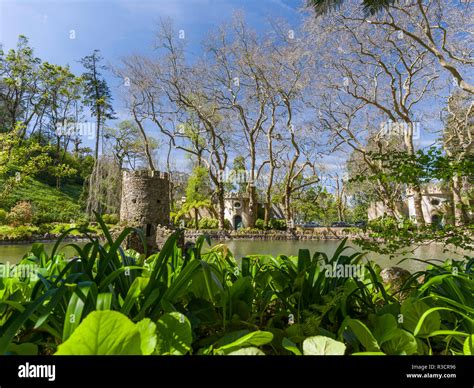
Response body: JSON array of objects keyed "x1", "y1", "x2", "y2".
[
  {"x1": 213, "y1": 239, "x2": 467, "y2": 273},
  {"x1": 0, "y1": 239, "x2": 467, "y2": 273}
]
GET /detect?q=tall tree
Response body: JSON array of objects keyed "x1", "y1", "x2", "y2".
[
  {"x1": 80, "y1": 50, "x2": 115, "y2": 161},
  {"x1": 184, "y1": 165, "x2": 212, "y2": 228},
  {"x1": 0, "y1": 35, "x2": 42, "y2": 136},
  {"x1": 81, "y1": 50, "x2": 115, "y2": 216},
  {"x1": 306, "y1": 4, "x2": 444, "y2": 225},
  {"x1": 39, "y1": 62, "x2": 82, "y2": 188},
  {"x1": 442, "y1": 91, "x2": 473, "y2": 226},
  {"x1": 104, "y1": 120, "x2": 159, "y2": 170},
  {"x1": 309, "y1": 0, "x2": 474, "y2": 94}
]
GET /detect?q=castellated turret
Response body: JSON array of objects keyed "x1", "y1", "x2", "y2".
[{"x1": 120, "y1": 169, "x2": 170, "y2": 252}]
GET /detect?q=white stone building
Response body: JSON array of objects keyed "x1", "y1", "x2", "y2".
[
  {"x1": 368, "y1": 184, "x2": 454, "y2": 225},
  {"x1": 223, "y1": 194, "x2": 284, "y2": 230},
  {"x1": 224, "y1": 194, "x2": 251, "y2": 230},
  {"x1": 406, "y1": 185, "x2": 453, "y2": 225}
]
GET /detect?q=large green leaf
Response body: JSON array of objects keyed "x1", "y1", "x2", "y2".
[
  {"x1": 302, "y1": 336, "x2": 346, "y2": 355},
  {"x1": 346, "y1": 318, "x2": 380, "y2": 352},
  {"x1": 56, "y1": 311, "x2": 142, "y2": 355},
  {"x1": 155, "y1": 312, "x2": 193, "y2": 355},
  {"x1": 401, "y1": 298, "x2": 440, "y2": 337},
  {"x1": 464, "y1": 335, "x2": 474, "y2": 355},
  {"x1": 214, "y1": 330, "x2": 274, "y2": 354},
  {"x1": 228, "y1": 347, "x2": 265, "y2": 355},
  {"x1": 136, "y1": 318, "x2": 157, "y2": 355},
  {"x1": 382, "y1": 329, "x2": 417, "y2": 355},
  {"x1": 282, "y1": 337, "x2": 302, "y2": 355},
  {"x1": 372, "y1": 314, "x2": 399, "y2": 345}
]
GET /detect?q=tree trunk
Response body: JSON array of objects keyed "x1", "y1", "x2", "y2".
[
  {"x1": 133, "y1": 110, "x2": 156, "y2": 171},
  {"x1": 412, "y1": 186, "x2": 426, "y2": 226},
  {"x1": 404, "y1": 123, "x2": 425, "y2": 227},
  {"x1": 451, "y1": 174, "x2": 468, "y2": 226},
  {"x1": 264, "y1": 201, "x2": 271, "y2": 227},
  {"x1": 217, "y1": 184, "x2": 226, "y2": 230},
  {"x1": 284, "y1": 186, "x2": 292, "y2": 229},
  {"x1": 264, "y1": 158, "x2": 276, "y2": 228},
  {"x1": 383, "y1": 198, "x2": 397, "y2": 218},
  {"x1": 95, "y1": 112, "x2": 101, "y2": 161},
  {"x1": 247, "y1": 145, "x2": 257, "y2": 227},
  {"x1": 247, "y1": 184, "x2": 257, "y2": 227},
  {"x1": 375, "y1": 178, "x2": 399, "y2": 219},
  {"x1": 264, "y1": 112, "x2": 276, "y2": 228},
  {"x1": 337, "y1": 202, "x2": 344, "y2": 222}
]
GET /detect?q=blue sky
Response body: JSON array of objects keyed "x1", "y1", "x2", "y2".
[
  {"x1": 0, "y1": 0, "x2": 307, "y2": 170},
  {"x1": 0, "y1": 0, "x2": 303, "y2": 78},
  {"x1": 0, "y1": 0, "x2": 448, "y2": 174}
]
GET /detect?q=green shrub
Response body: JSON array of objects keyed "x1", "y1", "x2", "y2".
[
  {"x1": 269, "y1": 218, "x2": 286, "y2": 230},
  {"x1": 7, "y1": 201, "x2": 34, "y2": 226},
  {"x1": 33, "y1": 201, "x2": 82, "y2": 224},
  {"x1": 255, "y1": 218, "x2": 266, "y2": 230},
  {"x1": 185, "y1": 219, "x2": 196, "y2": 228},
  {"x1": 102, "y1": 214, "x2": 119, "y2": 225},
  {"x1": 198, "y1": 217, "x2": 219, "y2": 229},
  {"x1": 76, "y1": 219, "x2": 91, "y2": 232},
  {"x1": 50, "y1": 224, "x2": 70, "y2": 235},
  {"x1": 368, "y1": 216, "x2": 416, "y2": 233},
  {"x1": 236, "y1": 227, "x2": 264, "y2": 233},
  {"x1": 185, "y1": 217, "x2": 230, "y2": 230},
  {"x1": 0, "y1": 209, "x2": 7, "y2": 225},
  {"x1": 0, "y1": 225, "x2": 37, "y2": 241},
  {"x1": 37, "y1": 223, "x2": 54, "y2": 235}
]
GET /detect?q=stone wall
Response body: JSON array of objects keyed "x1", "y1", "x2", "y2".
[
  {"x1": 368, "y1": 201, "x2": 408, "y2": 221},
  {"x1": 184, "y1": 227, "x2": 367, "y2": 241}
]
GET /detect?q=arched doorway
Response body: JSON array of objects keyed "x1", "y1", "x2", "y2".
[
  {"x1": 431, "y1": 214, "x2": 442, "y2": 229},
  {"x1": 233, "y1": 215, "x2": 243, "y2": 230}
]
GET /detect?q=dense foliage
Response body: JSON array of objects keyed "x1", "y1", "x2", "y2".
[{"x1": 0, "y1": 216, "x2": 472, "y2": 356}]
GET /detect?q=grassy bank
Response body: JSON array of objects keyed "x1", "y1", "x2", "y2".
[
  {"x1": 0, "y1": 178, "x2": 84, "y2": 225},
  {"x1": 0, "y1": 223, "x2": 106, "y2": 242}
]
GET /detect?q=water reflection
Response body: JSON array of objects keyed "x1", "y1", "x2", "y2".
[{"x1": 0, "y1": 239, "x2": 468, "y2": 273}]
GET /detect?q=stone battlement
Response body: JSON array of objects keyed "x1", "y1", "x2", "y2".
[
  {"x1": 122, "y1": 169, "x2": 169, "y2": 180},
  {"x1": 406, "y1": 184, "x2": 450, "y2": 196}
]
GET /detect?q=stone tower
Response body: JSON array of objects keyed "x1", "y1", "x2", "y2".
[{"x1": 120, "y1": 170, "x2": 170, "y2": 252}]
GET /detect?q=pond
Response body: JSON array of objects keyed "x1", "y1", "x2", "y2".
[
  {"x1": 0, "y1": 242, "x2": 83, "y2": 265},
  {"x1": 213, "y1": 239, "x2": 466, "y2": 273},
  {"x1": 0, "y1": 239, "x2": 467, "y2": 273}
]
